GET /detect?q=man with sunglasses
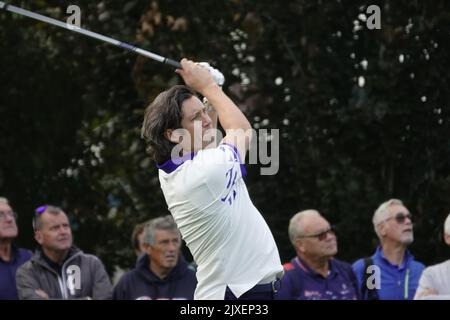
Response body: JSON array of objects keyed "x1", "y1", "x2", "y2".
[
  {"x1": 414, "y1": 213, "x2": 450, "y2": 300},
  {"x1": 0, "y1": 197, "x2": 32, "y2": 299},
  {"x1": 352, "y1": 199, "x2": 425, "y2": 300},
  {"x1": 277, "y1": 210, "x2": 359, "y2": 300},
  {"x1": 15, "y1": 205, "x2": 113, "y2": 299}
]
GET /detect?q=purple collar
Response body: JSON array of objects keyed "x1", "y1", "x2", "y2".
[
  {"x1": 295, "y1": 256, "x2": 336, "y2": 279},
  {"x1": 157, "y1": 152, "x2": 197, "y2": 174},
  {"x1": 156, "y1": 144, "x2": 247, "y2": 177}
]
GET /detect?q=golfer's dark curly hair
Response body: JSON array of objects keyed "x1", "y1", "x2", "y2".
[{"x1": 141, "y1": 85, "x2": 195, "y2": 164}]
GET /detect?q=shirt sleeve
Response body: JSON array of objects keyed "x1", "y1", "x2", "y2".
[
  {"x1": 90, "y1": 256, "x2": 113, "y2": 300},
  {"x1": 16, "y1": 263, "x2": 48, "y2": 300},
  {"x1": 414, "y1": 267, "x2": 436, "y2": 299}
]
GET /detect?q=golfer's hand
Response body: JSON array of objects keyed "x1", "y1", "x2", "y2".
[{"x1": 176, "y1": 58, "x2": 219, "y2": 95}]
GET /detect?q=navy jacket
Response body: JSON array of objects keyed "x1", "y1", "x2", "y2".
[
  {"x1": 0, "y1": 245, "x2": 32, "y2": 299},
  {"x1": 277, "y1": 256, "x2": 359, "y2": 300},
  {"x1": 113, "y1": 254, "x2": 197, "y2": 300}
]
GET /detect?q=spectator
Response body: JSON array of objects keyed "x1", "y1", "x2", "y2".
[
  {"x1": 414, "y1": 213, "x2": 450, "y2": 300},
  {"x1": 131, "y1": 222, "x2": 147, "y2": 257},
  {"x1": 16, "y1": 205, "x2": 112, "y2": 299},
  {"x1": 277, "y1": 210, "x2": 359, "y2": 300},
  {"x1": 113, "y1": 215, "x2": 197, "y2": 300},
  {"x1": 353, "y1": 199, "x2": 425, "y2": 300},
  {"x1": 0, "y1": 197, "x2": 32, "y2": 299}
]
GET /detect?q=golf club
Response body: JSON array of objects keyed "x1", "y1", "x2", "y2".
[{"x1": 0, "y1": 1, "x2": 182, "y2": 69}]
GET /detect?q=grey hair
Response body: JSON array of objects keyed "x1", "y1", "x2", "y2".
[
  {"x1": 0, "y1": 197, "x2": 10, "y2": 205},
  {"x1": 372, "y1": 199, "x2": 404, "y2": 239},
  {"x1": 33, "y1": 205, "x2": 64, "y2": 231},
  {"x1": 444, "y1": 213, "x2": 450, "y2": 236},
  {"x1": 143, "y1": 215, "x2": 180, "y2": 246},
  {"x1": 288, "y1": 210, "x2": 321, "y2": 246}
]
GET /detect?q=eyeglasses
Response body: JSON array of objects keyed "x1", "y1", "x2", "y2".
[
  {"x1": 384, "y1": 212, "x2": 412, "y2": 224},
  {"x1": 0, "y1": 210, "x2": 17, "y2": 221},
  {"x1": 298, "y1": 226, "x2": 336, "y2": 241}
]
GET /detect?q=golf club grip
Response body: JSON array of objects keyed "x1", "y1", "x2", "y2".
[{"x1": 165, "y1": 58, "x2": 182, "y2": 69}]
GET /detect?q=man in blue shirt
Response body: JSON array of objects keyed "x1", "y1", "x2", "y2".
[
  {"x1": 277, "y1": 210, "x2": 359, "y2": 300},
  {"x1": 0, "y1": 197, "x2": 32, "y2": 299},
  {"x1": 353, "y1": 199, "x2": 425, "y2": 300}
]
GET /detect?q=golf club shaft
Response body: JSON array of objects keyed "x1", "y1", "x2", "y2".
[{"x1": 0, "y1": 1, "x2": 181, "y2": 69}]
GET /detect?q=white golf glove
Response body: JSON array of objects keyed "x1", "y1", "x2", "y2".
[
  {"x1": 197, "y1": 62, "x2": 224, "y2": 110},
  {"x1": 197, "y1": 62, "x2": 225, "y2": 87}
]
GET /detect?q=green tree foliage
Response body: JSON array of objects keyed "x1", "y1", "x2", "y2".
[{"x1": 1, "y1": 0, "x2": 449, "y2": 275}]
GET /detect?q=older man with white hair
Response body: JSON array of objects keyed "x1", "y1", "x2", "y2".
[
  {"x1": 352, "y1": 199, "x2": 425, "y2": 300},
  {"x1": 414, "y1": 213, "x2": 450, "y2": 300},
  {"x1": 0, "y1": 197, "x2": 33, "y2": 299}
]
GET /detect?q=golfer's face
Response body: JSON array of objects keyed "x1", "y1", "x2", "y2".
[{"x1": 180, "y1": 96, "x2": 213, "y2": 153}]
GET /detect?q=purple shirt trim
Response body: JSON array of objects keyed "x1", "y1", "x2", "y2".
[
  {"x1": 156, "y1": 152, "x2": 197, "y2": 174},
  {"x1": 156, "y1": 144, "x2": 247, "y2": 177},
  {"x1": 219, "y1": 143, "x2": 247, "y2": 177}
]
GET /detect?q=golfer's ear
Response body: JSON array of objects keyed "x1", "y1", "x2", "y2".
[{"x1": 165, "y1": 129, "x2": 181, "y2": 144}]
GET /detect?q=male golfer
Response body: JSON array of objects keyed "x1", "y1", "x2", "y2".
[{"x1": 141, "y1": 59, "x2": 283, "y2": 300}]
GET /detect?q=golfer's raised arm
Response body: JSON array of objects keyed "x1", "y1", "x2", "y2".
[{"x1": 176, "y1": 58, "x2": 252, "y2": 161}]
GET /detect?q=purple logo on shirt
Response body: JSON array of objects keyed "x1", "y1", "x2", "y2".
[{"x1": 221, "y1": 167, "x2": 238, "y2": 205}]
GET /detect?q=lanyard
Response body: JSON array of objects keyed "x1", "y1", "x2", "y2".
[{"x1": 404, "y1": 268, "x2": 410, "y2": 299}]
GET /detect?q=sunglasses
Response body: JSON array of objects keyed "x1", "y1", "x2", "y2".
[
  {"x1": 298, "y1": 226, "x2": 336, "y2": 241},
  {"x1": 384, "y1": 212, "x2": 412, "y2": 224}
]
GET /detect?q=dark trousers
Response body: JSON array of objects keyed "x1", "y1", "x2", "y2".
[{"x1": 224, "y1": 280, "x2": 281, "y2": 300}]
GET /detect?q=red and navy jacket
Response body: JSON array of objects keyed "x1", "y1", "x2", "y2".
[{"x1": 277, "y1": 256, "x2": 360, "y2": 300}]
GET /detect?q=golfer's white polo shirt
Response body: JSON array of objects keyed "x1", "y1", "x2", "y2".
[{"x1": 158, "y1": 143, "x2": 283, "y2": 300}]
